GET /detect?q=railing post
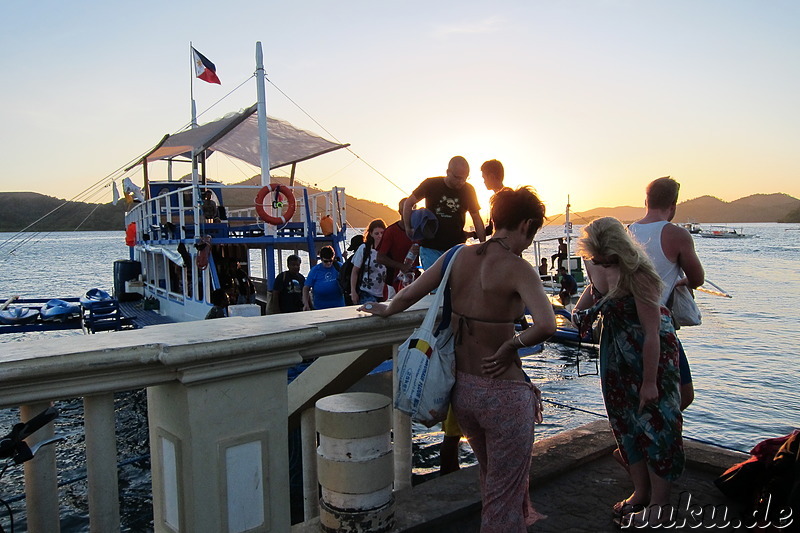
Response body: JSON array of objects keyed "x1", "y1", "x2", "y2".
[
  {"x1": 300, "y1": 407, "x2": 319, "y2": 520},
  {"x1": 392, "y1": 344, "x2": 413, "y2": 490},
  {"x1": 147, "y1": 358, "x2": 296, "y2": 533},
  {"x1": 22, "y1": 401, "x2": 60, "y2": 533},
  {"x1": 84, "y1": 393, "x2": 121, "y2": 532}
]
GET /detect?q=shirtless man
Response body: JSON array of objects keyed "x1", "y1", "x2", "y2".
[
  {"x1": 628, "y1": 176, "x2": 704, "y2": 410},
  {"x1": 481, "y1": 159, "x2": 512, "y2": 236}
]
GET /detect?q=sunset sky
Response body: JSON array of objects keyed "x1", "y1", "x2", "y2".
[{"x1": 2, "y1": 1, "x2": 798, "y2": 216}]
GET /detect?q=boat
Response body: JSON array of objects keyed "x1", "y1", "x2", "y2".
[
  {"x1": 40, "y1": 299, "x2": 82, "y2": 322},
  {"x1": 531, "y1": 197, "x2": 586, "y2": 306},
  {"x1": 681, "y1": 221, "x2": 702, "y2": 234},
  {"x1": 0, "y1": 306, "x2": 41, "y2": 325},
  {"x1": 699, "y1": 225, "x2": 751, "y2": 238},
  {"x1": 80, "y1": 288, "x2": 113, "y2": 309},
  {"x1": 117, "y1": 43, "x2": 350, "y2": 323}
]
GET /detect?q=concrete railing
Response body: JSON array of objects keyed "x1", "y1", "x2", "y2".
[{"x1": 0, "y1": 297, "x2": 434, "y2": 532}]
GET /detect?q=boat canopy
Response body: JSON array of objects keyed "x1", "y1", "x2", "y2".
[{"x1": 130, "y1": 103, "x2": 349, "y2": 171}]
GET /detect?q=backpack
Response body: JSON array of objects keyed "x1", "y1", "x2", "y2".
[{"x1": 338, "y1": 244, "x2": 370, "y2": 305}]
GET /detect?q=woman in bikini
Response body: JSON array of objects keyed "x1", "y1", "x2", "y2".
[
  {"x1": 572, "y1": 217, "x2": 683, "y2": 527},
  {"x1": 359, "y1": 187, "x2": 556, "y2": 532}
]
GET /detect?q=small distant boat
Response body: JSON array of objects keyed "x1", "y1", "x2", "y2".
[
  {"x1": 80, "y1": 288, "x2": 113, "y2": 309},
  {"x1": 699, "y1": 225, "x2": 750, "y2": 239},
  {"x1": 681, "y1": 221, "x2": 702, "y2": 234},
  {"x1": 0, "y1": 306, "x2": 41, "y2": 325},
  {"x1": 40, "y1": 299, "x2": 82, "y2": 322}
]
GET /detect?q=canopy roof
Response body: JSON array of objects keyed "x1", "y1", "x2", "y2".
[{"x1": 133, "y1": 104, "x2": 349, "y2": 170}]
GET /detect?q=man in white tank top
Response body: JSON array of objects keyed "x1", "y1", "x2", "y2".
[{"x1": 629, "y1": 176, "x2": 704, "y2": 410}]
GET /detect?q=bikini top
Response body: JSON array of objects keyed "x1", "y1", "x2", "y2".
[{"x1": 440, "y1": 239, "x2": 521, "y2": 343}]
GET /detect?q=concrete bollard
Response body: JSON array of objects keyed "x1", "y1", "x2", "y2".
[{"x1": 316, "y1": 392, "x2": 394, "y2": 533}]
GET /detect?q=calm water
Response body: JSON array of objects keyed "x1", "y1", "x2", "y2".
[{"x1": 1, "y1": 224, "x2": 799, "y2": 525}]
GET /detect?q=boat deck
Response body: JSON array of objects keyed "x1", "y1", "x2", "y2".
[{"x1": 118, "y1": 300, "x2": 178, "y2": 328}]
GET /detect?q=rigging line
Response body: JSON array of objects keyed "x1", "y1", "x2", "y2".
[
  {"x1": 1, "y1": 184, "x2": 115, "y2": 254},
  {"x1": 265, "y1": 76, "x2": 408, "y2": 195},
  {"x1": 72, "y1": 202, "x2": 104, "y2": 231},
  {"x1": 178, "y1": 75, "x2": 255, "y2": 133},
  {"x1": 541, "y1": 398, "x2": 750, "y2": 455},
  {"x1": 312, "y1": 157, "x2": 359, "y2": 185}
]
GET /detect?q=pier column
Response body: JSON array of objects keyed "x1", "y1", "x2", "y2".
[
  {"x1": 316, "y1": 392, "x2": 394, "y2": 533},
  {"x1": 147, "y1": 352, "x2": 299, "y2": 533},
  {"x1": 22, "y1": 401, "x2": 59, "y2": 533}
]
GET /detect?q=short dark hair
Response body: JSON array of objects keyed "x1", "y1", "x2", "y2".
[
  {"x1": 646, "y1": 176, "x2": 680, "y2": 209},
  {"x1": 319, "y1": 246, "x2": 335, "y2": 260},
  {"x1": 490, "y1": 186, "x2": 546, "y2": 239},
  {"x1": 480, "y1": 159, "x2": 504, "y2": 180},
  {"x1": 287, "y1": 254, "x2": 301, "y2": 264}
]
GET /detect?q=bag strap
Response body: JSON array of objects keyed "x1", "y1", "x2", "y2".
[{"x1": 421, "y1": 245, "x2": 464, "y2": 333}]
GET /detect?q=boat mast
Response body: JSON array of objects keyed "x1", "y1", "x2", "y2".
[
  {"x1": 255, "y1": 42, "x2": 271, "y2": 186},
  {"x1": 565, "y1": 195, "x2": 572, "y2": 275}
]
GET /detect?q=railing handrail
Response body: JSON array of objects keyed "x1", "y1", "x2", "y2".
[{"x1": 0, "y1": 298, "x2": 432, "y2": 410}]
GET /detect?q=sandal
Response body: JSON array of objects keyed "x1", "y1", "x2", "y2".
[{"x1": 612, "y1": 499, "x2": 645, "y2": 520}]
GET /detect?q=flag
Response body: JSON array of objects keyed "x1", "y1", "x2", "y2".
[
  {"x1": 112, "y1": 181, "x2": 120, "y2": 205},
  {"x1": 192, "y1": 47, "x2": 221, "y2": 84}
]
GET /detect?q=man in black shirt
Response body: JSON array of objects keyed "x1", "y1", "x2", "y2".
[
  {"x1": 272, "y1": 255, "x2": 305, "y2": 313},
  {"x1": 402, "y1": 156, "x2": 486, "y2": 269}
]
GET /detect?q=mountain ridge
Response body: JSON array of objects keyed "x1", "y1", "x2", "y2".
[{"x1": 1, "y1": 190, "x2": 798, "y2": 232}]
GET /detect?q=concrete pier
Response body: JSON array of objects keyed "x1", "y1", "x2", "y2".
[{"x1": 293, "y1": 420, "x2": 748, "y2": 532}]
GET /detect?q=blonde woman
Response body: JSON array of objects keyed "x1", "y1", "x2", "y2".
[{"x1": 572, "y1": 217, "x2": 683, "y2": 527}]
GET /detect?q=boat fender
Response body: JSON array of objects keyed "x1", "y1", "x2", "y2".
[{"x1": 255, "y1": 184, "x2": 296, "y2": 225}]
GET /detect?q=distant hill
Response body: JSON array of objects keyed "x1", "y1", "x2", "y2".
[
  {"x1": 572, "y1": 206, "x2": 644, "y2": 224},
  {"x1": 0, "y1": 192, "x2": 128, "y2": 232},
  {"x1": 0, "y1": 180, "x2": 399, "y2": 232},
  {"x1": 574, "y1": 193, "x2": 800, "y2": 224}
]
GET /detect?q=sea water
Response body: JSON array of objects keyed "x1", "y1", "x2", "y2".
[{"x1": 0, "y1": 224, "x2": 798, "y2": 526}]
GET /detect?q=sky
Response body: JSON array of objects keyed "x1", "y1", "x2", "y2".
[{"x1": 2, "y1": 1, "x2": 798, "y2": 215}]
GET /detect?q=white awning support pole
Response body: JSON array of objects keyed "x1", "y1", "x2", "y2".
[{"x1": 256, "y1": 42, "x2": 271, "y2": 187}]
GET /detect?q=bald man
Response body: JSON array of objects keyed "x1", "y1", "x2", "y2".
[{"x1": 403, "y1": 156, "x2": 486, "y2": 270}]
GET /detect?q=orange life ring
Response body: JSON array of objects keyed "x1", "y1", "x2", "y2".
[{"x1": 255, "y1": 184, "x2": 296, "y2": 225}]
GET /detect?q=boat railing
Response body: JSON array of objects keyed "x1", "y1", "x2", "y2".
[
  {"x1": 0, "y1": 300, "x2": 432, "y2": 531},
  {"x1": 126, "y1": 183, "x2": 347, "y2": 245}
]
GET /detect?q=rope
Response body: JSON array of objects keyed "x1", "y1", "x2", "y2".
[
  {"x1": 541, "y1": 397, "x2": 751, "y2": 455},
  {"x1": 265, "y1": 76, "x2": 408, "y2": 195}
]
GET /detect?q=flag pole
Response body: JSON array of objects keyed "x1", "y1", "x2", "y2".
[
  {"x1": 189, "y1": 42, "x2": 200, "y2": 216},
  {"x1": 190, "y1": 42, "x2": 198, "y2": 128}
]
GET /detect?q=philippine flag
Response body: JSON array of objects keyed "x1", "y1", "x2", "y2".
[{"x1": 192, "y1": 47, "x2": 221, "y2": 85}]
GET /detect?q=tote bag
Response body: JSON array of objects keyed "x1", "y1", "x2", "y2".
[
  {"x1": 670, "y1": 284, "x2": 702, "y2": 327},
  {"x1": 394, "y1": 246, "x2": 463, "y2": 427}
]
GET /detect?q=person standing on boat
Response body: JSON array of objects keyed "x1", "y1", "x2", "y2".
[
  {"x1": 402, "y1": 156, "x2": 486, "y2": 270},
  {"x1": 628, "y1": 176, "x2": 704, "y2": 410},
  {"x1": 234, "y1": 261, "x2": 256, "y2": 305},
  {"x1": 551, "y1": 237, "x2": 567, "y2": 269},
  {"x1": 302, "y1": 246, "x2": 345, "y2": 310},
  {"x1": 350, "y1": 219, "x2": 388, "y2": 305},
  {"x1": 272, "y1": 255, "x2": 305, "y2": 313},
  {"x1": 205, "y1": 289, "x2": 229, "y2": 319},
  {"x1": 481, "y1": 159, "x2": 512, "y2": 236},
  {"x1": 573, "y1": 217, "x2": 684, "y2": 527},
  {"x1": 557, "y1": 265, "x2": 578, "y2": 306},
  {"x1": 377, "y1": 199, "x2": 419, "y2": 294},
  {"x1": 360, "y1": 187, "x2": 555, "y2": 531},
  {"x1": 202, "y1": 190, "x2": 220, "y2": 223}
]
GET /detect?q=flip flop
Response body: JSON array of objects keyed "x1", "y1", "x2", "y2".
[{"x1": 612, "y1": 499, "x2": 645, "y2": 520}]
